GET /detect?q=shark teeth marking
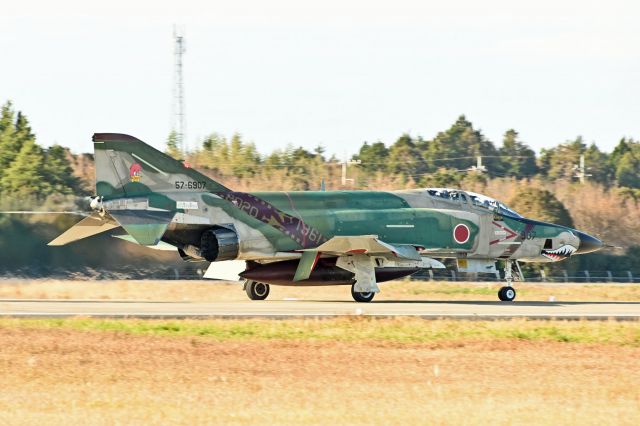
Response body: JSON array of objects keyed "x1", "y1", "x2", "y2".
[{"x1": 541, "y1": 244, "x2": 577, "y2": 261}]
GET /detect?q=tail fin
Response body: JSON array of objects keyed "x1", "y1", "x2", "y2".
[{"x1": 93, "y1": 133, "x2": 229, "y2": 198}]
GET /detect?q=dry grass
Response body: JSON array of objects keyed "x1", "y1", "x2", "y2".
[
  {"x1": 0, "y1": 318, "x2": 639, "y2": 425},
  {"x1": 1, "y1": 278, "x2": 640, "y2": 302},
  {"x1": 4, "y1": 317, "x2": 640, "y2": 345}
]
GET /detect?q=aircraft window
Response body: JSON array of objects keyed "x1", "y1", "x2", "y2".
[
  {"x1": 494, "y1": 202, "x2": 521, "y2": 218},
  {"x1": 427, "y1": 188, "x2": 523, "y2": 218},
  {"x1": 426, "y1": 188, "x2": 452, "y2": 200}
]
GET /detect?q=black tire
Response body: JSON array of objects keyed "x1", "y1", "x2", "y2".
[
  {"x1": 351, "y1": 284, "x2": 375, "y2": 303},
  {"x1": 498, "y1": 286, "x2": 516, "y2": 302},
  {"x1": 245, "y1": 281, "x2": 270, "y2": 300}
]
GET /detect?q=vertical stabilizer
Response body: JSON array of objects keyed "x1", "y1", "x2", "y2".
[{"x1": 92, "y1": 133, "x2": 229, "y2": 198}]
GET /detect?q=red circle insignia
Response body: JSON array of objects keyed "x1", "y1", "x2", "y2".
[{"x1": 453, "y1": 224, "x2": 470, "y2": 244}]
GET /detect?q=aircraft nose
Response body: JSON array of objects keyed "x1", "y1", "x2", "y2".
[{"x1": 575, "y1": 231, "x2": 603, "y2": 254}]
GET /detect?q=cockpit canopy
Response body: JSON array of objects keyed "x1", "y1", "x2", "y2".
[{"x1": 425, "y1": 188, "x2": 522, "y2": 218}]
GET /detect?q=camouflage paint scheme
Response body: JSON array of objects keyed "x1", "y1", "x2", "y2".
[{"x1": 51, "y1": 134, "x2": 603, "y2": 297}]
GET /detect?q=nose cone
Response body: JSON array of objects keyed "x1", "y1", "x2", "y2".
[{"x1": 575, "y1": 231, "x2": 603, "y2": 254}]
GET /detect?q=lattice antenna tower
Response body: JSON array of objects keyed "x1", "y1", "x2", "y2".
[{"x1": 172, "y1": 25, "x2": 186, "y2": 155}]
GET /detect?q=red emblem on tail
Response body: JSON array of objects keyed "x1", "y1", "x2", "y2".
[{"x1": 130, "y1": 163, "x2": 142, "y2": 182}]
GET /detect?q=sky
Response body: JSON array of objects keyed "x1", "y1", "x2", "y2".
[{"x1": 1, "y1": 0, "x2": 639, "y2": 157}]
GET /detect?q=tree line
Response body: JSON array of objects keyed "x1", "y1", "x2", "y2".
[
  {"x1": 185, "y1": 115, "x2": 640, "y2": 196},
  {"x1": 0, "y1": 101, "x2": 80, "y2": 205},
  {"x1": 2, "y1": 99, "x2": 640, "y2": 275},
  {"x1": 2, "y1": 98, "x2": 638, "y2": 200}
]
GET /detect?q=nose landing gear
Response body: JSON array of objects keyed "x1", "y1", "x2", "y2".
[
  {"x1": 498, "y1": 260, "x2": 522, "y2": 302},
  {"x1": 498, "y1": 286, "x2": 516, "y2": 302}
]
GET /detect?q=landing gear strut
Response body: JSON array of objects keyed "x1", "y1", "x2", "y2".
[
  {"x1": 498, "y1": 260, "x2": 521, "y2": 302},
  {"x1": 244, "y1": 280, "x2": 270, "y2": 300},
  {"x1": 351, "y1": 284, "x2": 375, "y2": 303}
]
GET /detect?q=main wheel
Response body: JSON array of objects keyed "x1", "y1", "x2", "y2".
[
  {"x1": 498, "y1": 286, "x2": 516, "y2": 302},
  {"x1": 351, "y1": 284, "x2": 375, "y2": 303},
  {"x1": 245, "y1": 281, "x2": 270, "y2": 300}
]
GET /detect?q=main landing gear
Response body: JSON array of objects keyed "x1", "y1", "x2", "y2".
[
  {"x1": 498, "y1": 259, "x2": 522, "y2": 302},
  {"x1": 245, "y1": 280, "x2": 270, "y2": 300},
  {"x1": 351, "y1": 284, "x2": 375, "y2": 303}
]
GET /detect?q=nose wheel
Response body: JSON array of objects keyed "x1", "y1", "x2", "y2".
[
  {"x1": 498, "y1": 286, "x2": 516, "y2": 302},
  {"x1": 498, "y1": 260, "x2": 521, "y2": 302}
]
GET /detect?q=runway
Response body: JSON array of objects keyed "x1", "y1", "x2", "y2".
[{"x1": 1, "y1": 299, "x2": 640, "y2": 320}]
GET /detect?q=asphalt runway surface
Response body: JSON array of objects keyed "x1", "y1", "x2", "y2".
[{"x1": 1, "y1": 299, "x2": 640, "y2": 320}]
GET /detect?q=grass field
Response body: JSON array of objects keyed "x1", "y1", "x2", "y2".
[
  {"x1": 0, "y1": 318, "x2": 639, "y2": 425},
  {"x1": 1, "y1": 278, "x2": 640, "y2": 302},
  {"x1": 1, "y1": 282, "x2": 639, "y2": 424}
]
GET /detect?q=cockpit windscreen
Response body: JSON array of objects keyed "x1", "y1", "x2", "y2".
[{"x1": 425, "y1": 188, "x2": 522, "y2": 218}]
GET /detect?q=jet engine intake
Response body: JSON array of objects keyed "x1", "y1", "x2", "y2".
[{"x1": 200, "y1": 227, "x2": 239, "y2": 262}]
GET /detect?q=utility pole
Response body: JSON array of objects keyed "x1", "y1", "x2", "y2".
[
  {"x1": 573, "y1": 154, "x2": 591, "y2": 184},
  {"x1": 172, "y1": 26, "x2": 186, "y2": 156},
  {"x1": 341, "y1": 158, "x2": 361, "y2": 186},
  {"x1": 469, "y1": 156, "x2": 487, "y2": 174}
]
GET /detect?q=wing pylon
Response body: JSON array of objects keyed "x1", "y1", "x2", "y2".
[{"x1": 293, "y1": 235, "x2": 445, "y2": 292}]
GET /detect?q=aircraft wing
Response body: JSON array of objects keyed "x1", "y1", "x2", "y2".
[
  {"x1": 48, "y1": 212, "x2": 120, "y2": 246},
  {"x1": 311, "y1": 235, "x2": 423, "y2": 260},
  {"x1": 293, "y1": 235, "x2": 444, "y2": 282}
]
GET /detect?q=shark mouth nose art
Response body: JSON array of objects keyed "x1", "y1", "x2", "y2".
[{"x1": 541, "y1": 244, "x2": 577, "y2": 261}]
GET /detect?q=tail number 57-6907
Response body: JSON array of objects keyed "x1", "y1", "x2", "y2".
[{"x1": 175, "y1": 181, "x2": 206, "y2": 190}]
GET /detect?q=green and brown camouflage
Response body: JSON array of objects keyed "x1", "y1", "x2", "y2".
[{"x1": 49, "y1": 133, "x2": 604, "y2": 302}]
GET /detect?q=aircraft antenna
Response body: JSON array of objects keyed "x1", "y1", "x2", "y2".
[{"x1": 172, "y1": 25, "x2": 187, "y2": 156}]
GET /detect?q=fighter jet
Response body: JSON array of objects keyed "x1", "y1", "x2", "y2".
[{"x1": 49, "y1": 133, "x2": 604, "y2": 302}]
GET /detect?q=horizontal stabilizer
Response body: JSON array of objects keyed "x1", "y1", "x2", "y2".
[
  {"x1": 48, "y1": 212, "x2": 120, "y2": 246},
  {"x1": 0, "y1": 211, "x2": 88, "y2": 216}
]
